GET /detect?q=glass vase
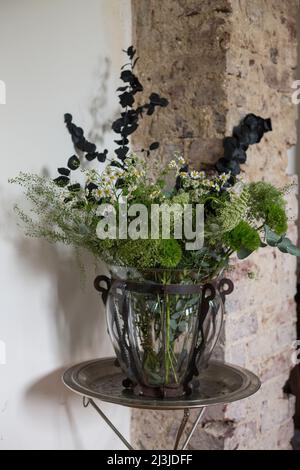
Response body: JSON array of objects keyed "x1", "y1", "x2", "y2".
[{"x1": 95, "y1": 267, "x2": 233, "y2": 398}]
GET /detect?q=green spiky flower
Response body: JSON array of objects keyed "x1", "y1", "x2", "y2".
[
  {"x1": 248, "y1": 181, "x2": 287, "y2": 234},
  {"x1": 225, "y1": 221, "x2": 261, "y2": 252},
  {"x1": 158, "y1": 239, "x2": 182, "y2": 268},
  {"x1": 264, "y1": 204, "x2": 288, "y2": 235}
]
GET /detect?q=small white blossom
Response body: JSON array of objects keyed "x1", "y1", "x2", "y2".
[
  {"x1": 190, "y1": 170, "x2": 199, "y2": 179},
  {"x1": 168, "y1": 160, "x2": 178, "y2": 169},
  {"x1": 93, "y1": 188, "x2": 104, "y2": 200}
]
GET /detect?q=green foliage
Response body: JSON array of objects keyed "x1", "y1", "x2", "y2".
[
  {"x1": 9, "y1": 154, "x2": 298, "y2": 280},
  {"x1": 248, "y1": 182, "x2": 287, "y2": 235},
  {"x1": 116, "y1": 238, "x2": 182, "y2": 269},
  {"x1": 117, "y1": 239, "x2": 163, "y2": 269},
  {"x1": 264, "y1": 204, "x2": 288, "y2": 235},
  {"x1": 9, "y1": 173, "x2": 103, "y2": 257},
  {"x1": 264, "y1": 225, "x2": 300, "y2": 256},
  {"x1": 158, "y1": 239, "x2": 182, "y2": 268},
  {"x1": 225, "y1": 221, "x2": 261, "y2": 252},
  {"x1": 208, "y1": 186, "x2": 251, "y2": 234}
]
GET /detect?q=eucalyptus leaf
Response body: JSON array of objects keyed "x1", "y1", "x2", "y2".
[
  {"x1": 264, "y1": 225, "x2": 283, "y2": 247},
  {"x1": 169, "y1": 319, "x2": 178, "y2": 330},
  {"x1": 286, "y1": 244, "x2": 300, "y2": 257},
  {"x1": 178, "y1": 321, "x2": 187, "y2": 332},
  {"x1": 277, "y1": 237, "x2": 293, "y2": 253},
  {"x1": 237, "y1": 247, "x2": 253, "y2": 259}
]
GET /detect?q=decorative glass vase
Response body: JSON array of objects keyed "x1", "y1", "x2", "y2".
[{"x1": 94, "y1": 267, "x2": 233, "y2": 398}]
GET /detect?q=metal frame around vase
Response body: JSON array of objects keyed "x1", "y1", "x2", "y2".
[{"x1": 94, "y1": 274, "x2": 234, "y2": 397}]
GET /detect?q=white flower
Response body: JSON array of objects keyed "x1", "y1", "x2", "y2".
[
  {"x1": 168, "y1": 160, "x2": 178, "y2": 169},
  {"x1": 107, "y1": 174, "x2": 117, "y2": 184},
  {"x1": 219, "y1": 173, "x2": 229, "y2": 182},
  {"x1": 191, "y1": 179, "x2": 200, "y2": 189},
  {"x1": 93, "y1": 188, "x2": 104, "y2": 200},
  {"x1": 177, "y1": 156, "x2": 185, "y2": 166},
  {"x1": 103, "y1": 187, "x2": 113, "y2": 198},
  {"x1": 191, "y1": 170, "x2": 206, "y2": 180}
]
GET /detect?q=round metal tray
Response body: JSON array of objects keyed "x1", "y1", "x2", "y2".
[{"x1": 63, "y1": 357, "x2": 261, "y2": 410}]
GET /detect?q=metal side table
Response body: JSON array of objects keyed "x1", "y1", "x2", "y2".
[{"x1": 63, "y1": 357, "x2": 260, "y2": 450}]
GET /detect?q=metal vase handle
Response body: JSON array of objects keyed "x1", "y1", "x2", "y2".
[{"x1": 94, "y1": 275, "x2": 112, "y2": 305}]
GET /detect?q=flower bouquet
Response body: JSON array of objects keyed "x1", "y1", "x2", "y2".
[{"x1": 11, "y1": 47, "x2": 299, "y2": 397}]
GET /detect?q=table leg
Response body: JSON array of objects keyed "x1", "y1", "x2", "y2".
[
  {"x1": 83, "y1": 397, "x2": 135, "y2": 450},
  {"x1": 180, "y1": 407, "x2": 206, "y2": 450},
  {"x1": 174, "y1": 408, "x2": 190, "y2": 450},
  {"x1": 83, "y1": 397, "x2": 206, "y2": 451}
]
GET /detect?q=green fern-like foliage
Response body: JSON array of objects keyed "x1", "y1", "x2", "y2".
[
  {"x1": 10, "y1": 173, "x2": 102, "y2": 257},
  {"x1": 209, "y1": 186, "x2": 251, "y2": 234}
]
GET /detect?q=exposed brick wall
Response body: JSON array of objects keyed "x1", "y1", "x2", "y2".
[{"x1": 131, "y1": 0, "x2": 298, "y2": 450}]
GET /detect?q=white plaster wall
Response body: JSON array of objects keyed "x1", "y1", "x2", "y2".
[{"x1": 0, "y1": 0, "x2": 131, "y2": 450}]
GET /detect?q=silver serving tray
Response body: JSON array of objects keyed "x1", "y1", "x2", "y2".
[{"x1": 63, "y1": 357, "x2": 260, "y2": 410}]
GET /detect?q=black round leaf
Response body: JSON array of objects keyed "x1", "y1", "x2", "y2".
[
  {"x1": 85, "y1": 153, "x2": 97, "y2": 161},
  {"x1": 226, "y1": 159, "x2": 241, "y2": 175},
  {"x1": 243, "y1": 114, "x2": 260, "y2": 130},
  {"x1": 114, "y1": 138, "x2": 129, "y2": 146},
  {"x1": 110, "y1": 160, "x2": 124, "y2": 169},
  {"x1": 264, "y1": 118, "x2": 272, "y2": 132},
  {"x1": 149, "y1": 142, "x2": 160, "y2": 151},
  {"x1": 64, "y1": 113, "x2": 72, "y2": 123},
  {"x1": 73, "y1": 126, "x2": 84, "y2": 138},
  {"x1": 68, "y1": 155, "x2": 80, "y2": 170},
  {"x1": 120, "y1": 70, "x2": 134, "y2": 83},
  {"x1": 122, "y1": 122, "x2": 138, "y2": 136},
  {"x1": 149, "y1": 93, "x2": 169, "y2": 107},
  {"x1": 149, "y1": 93, "x2": 161, "y2": 104},
  {"x1": 126, "y1": 46, "x2": 136, "y2": 60},
  {"x1": 97, "y1": 149, "x2": 108, "y2": 162},
  {"x1": 146, "y1": 105, "x2": 155, "y2": 116},
  {"x1": 68, "y1": 183, "x2": 81, "y2": 192},
  {"x1": 131, "y1": 76, "x2": 143, "y2": 94},
  {"x1": 115, "y1": 178, "x2": 125, "y2": 189},
  {"x1": 235, "y1": 149, "x2": 247, "y2": 164},
  {"x1": 74, "y1": 139, "x2": 85, "y2": 151},
  {"x1": 223, "y1": 137, "x2": 247, "y2": 163},
  {"x1": 86, "y1": 182, "x2": 98, "y2": 191},
  {"x1": 117, "y1": 86, "x2": 129, "y2": 92},
  {"x1": 175, "y1": 175, "x2": 183, "y2": 191},
  {"x1": 112, "y1": 117, "x2": 124, "y2": 134},
  {"x1": 54, "y1": 175, "x2": 70, "y2": 187},
  {"x1": 179, "y1": 164, "x2": 189, "y2": 173},
  {"x1": 73, "y1": 201, "x2": 86, "y2": 209},
  {"x1": 223, "y1": 137, "x2": 238, "y2": 160},
  {"x1": 84, "y1": 142, "x2": 97, "y2": 154},
  {"x1": 119, "y1": 91, "x2": 135, "y2": 108},
  {"x1": 115, "y1": 146, "x2": 129, "y2": 160},
  {"x1": 58, "y1": 167, "x2": 70, "y2": 176},
  {"x1": 64, "y1": 197, "x2": 73, "y2": 204},
  {"x1": 233, "y1": 125, "x2": 251, "y2": 148},
  {"x1": 216, "y1": 158, "x2": 230, "y2": 174}
]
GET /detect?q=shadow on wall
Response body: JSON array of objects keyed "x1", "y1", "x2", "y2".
[
  {"x1": 0, "y1": 57, "x2": 119, "y2": 437},
  {"x1": 1, "y1": 211, "x2": 111, "y2": 447},
  {"x1": 88, "y1": 56, "x2": 119, "y2": 147},
  {"x1": 24, "y1": 367, "x2": 85, "y2": 449},
  {"x1": 13, "y1": 237, "x2": 109, "y2": 361}
]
